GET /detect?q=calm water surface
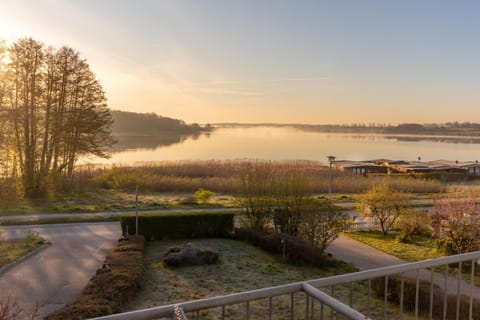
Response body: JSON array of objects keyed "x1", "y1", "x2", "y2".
[{"x1": 82, "y1": 126, "x2": 480, "y2": 164}]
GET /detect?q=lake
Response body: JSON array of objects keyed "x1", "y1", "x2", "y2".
[{"x1": 81, "y1": 126, "x2": 480, "y2": 165}]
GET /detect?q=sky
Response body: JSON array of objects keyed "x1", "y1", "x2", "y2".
[{"x1": 1, "y1": 0, "x2": 479, "y2": 124}]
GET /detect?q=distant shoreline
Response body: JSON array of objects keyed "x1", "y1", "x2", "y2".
[{"x1": 212, "y1": 123, "x2": 480, "y2": 138}]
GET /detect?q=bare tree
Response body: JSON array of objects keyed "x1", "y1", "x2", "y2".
[
  {"x1": 5, "y1": 38, "x2": 45, "y2": 197},
  {"x1": 237, "y1": 164, "x2": 275, "y2": 232},
  {"x1": 1, "y1": 38, "x2": 113, "y2": 197},
  {"x1": 431, "y1": 194, "x2": 480, "y2": 254},
  {"x1": 298, "y1": 198, "x2": 346, "y2": 254},
  {"x1": 272, "y1": 175, "x2": 311, "y2": 236}
]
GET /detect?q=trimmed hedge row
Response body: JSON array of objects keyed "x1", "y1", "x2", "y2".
[
  {"x1": 234, "y1": 228, "x2": 357, "y2": 271},
  {"x1": 120, "y1": 211, "x2": 235, "y2": 240},
  {"x1": 46, "y1": 236, "x2": 145, "y2": 320},
  {"x1": 371, "y1": 276, "x2": 480, "y2": 319}
]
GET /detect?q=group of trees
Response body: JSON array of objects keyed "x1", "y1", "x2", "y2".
[
  {"x1": 236, "y1": 167, "x2": 480, "y2": 256},
  {"x1": 237, "y1": 167, "x2": 346, "y2": 255},
  {"x1": 111, "y1": 110, "x2": 211, "y2": 136},
  {"x1": 0, "y1": 38, "x2": 113, "y2": 197},
  {"x1": 358, "y1": 185, "x2": 480, "y2": 255}
]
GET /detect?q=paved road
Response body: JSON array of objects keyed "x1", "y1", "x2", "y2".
[
  {"x1": 0, "y1": 222, "x2": 121, "y2": 319},
  {"x1": 0, "y1": 208, "x2": 239, "y2": 223},
  {"x1": 0, "y1": 202, "x2": 433, "y2": 226},
  {"x1": 327, "y1": 235, "x2": 480, "y2": 298}
]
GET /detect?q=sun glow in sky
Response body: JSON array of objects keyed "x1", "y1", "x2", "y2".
[{"x1": 1, "y1": 0, "x2": 480, "y2": 124}]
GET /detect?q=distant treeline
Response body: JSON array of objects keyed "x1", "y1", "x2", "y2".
[
  {"x1": 383, "y1": 123, "x2": 480, "y2": 135},
  {"x1": 219, "y1": 122, "x2": 480, "y2": 136},
  {"x1": 111, "y1": 110, "x2": 212, "y2": 136}
]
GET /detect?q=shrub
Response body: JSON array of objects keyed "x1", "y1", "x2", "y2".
[
  {"x1": 397, "y1": 208, "x2": 431, "y2": 239},
  {"x1": 0, "y1": 178, "x2": 19, "y2": 206},
  {"x1": 120, "y1": 212, "x2": 234, "y2": 240},
  {"x1": 431, "y1": 194, "x2": 480, "y2": 254},
  {"x1": 0, "y1": 296, "x2": 38, "y2": 320},
  {"x1": 46, "y1": 236, "x2": 145, "y2": 320},
  {"x1": 234, "y1": 228, "x2": 356, "y2": 271},
  {"x1": 434, "y1": 237, "x2": 455, "y2": 255},
  {"x1": 194, "y1": 188, "x2": 215, "y2": 204},
  {"x1": 298, "y1": 198, "x2": 346, "y2": 254}
]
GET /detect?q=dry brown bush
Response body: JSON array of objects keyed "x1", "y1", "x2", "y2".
[{"x1": 46, "y1": 236, "x2": 145, "y2": 320}]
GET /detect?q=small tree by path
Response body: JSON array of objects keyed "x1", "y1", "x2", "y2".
[
  {"x1": 358, "y1": 184, "x2": 409, "y2": 236},
  {"x1": 299, "y1": 198, "x2": 346, "y2": 255}
]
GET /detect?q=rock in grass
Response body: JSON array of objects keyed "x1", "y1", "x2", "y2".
[{"x1": 164, "y1": 243, "x2": 219, "y2": 267}]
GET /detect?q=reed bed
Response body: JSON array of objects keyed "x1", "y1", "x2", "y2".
[{"x1": 71, "y1": 160, "x2": 444, "y2": 194}]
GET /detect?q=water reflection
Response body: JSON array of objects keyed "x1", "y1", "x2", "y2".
[
  {"x1": 81, "y1": 126, "x2": 480, "y2": 164},
  {"x1": 110, "y1": 132, "x2": 211, "y2": 151}
]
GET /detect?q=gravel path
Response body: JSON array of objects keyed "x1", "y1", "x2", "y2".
[{"x1": 0, "y1": 222, "x2": 121, "y2": 319}]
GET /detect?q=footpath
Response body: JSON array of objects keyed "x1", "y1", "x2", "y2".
[{"x1": 326, "y1": 235, "x2": 480, "y2": 299}]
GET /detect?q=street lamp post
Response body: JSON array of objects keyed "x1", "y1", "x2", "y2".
[{"x1": 327, "y1": 155, "x2": 336, "y2": 197}]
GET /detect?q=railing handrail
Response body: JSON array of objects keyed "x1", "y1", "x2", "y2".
[
  {"x1": 308, "y1": 250, "x2": 480, "y2": 287},
  {"x1": 302, "y1": 283, "x2": 371, "y2": 320},
  {"x1": 90, "y1": 250, "x2": 480, "y2": 320},
  {"x1": 91, "y1": 283, "x2": 303, "y2": 320}
]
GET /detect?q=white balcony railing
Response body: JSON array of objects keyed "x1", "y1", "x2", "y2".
[{"x1": 92, "y1": 250, "x2": 480, "y2": 320}]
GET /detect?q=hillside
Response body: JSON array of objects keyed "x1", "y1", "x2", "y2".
[{"x1": 111, "y1": 110, "x2": 211, "y2": 136}]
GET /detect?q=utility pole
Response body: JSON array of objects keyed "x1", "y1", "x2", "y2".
[
  {"x1": 327, "y1": 155, "x2": 336, "y2": 197},
  {"x1": 135, "y1": 185, "x2": 139, "y2": 236}
]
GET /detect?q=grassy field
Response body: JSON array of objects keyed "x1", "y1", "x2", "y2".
[
  {"x1": 0, "y1": 191, "x2": 234, "y2": 215},
  {"x1": 0, "y1": 215, "x2": 121, "y2": 226},
  {"x1": 346, "y1": 231, "x2": 442, "y2": 262},
  {"x1": 0, "y1": 231, "x2": 46, "y2": 268},
  {"x1": 126, "y1": 238, "x2": 421, "y2": 319},
  {"x1": 0, "y1": 188, "x2": 444, "y2": 219}
]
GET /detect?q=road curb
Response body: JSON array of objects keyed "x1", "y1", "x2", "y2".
[{"x1": 0, "y1": 243, "x2": 50, "y2": 276}]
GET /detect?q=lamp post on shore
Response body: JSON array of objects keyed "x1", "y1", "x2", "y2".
[{"x1": 327, "y1": 155, "x2": 336, "y2": 197}]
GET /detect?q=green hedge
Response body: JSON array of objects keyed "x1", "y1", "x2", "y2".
[{"x1": 120, "y1": 212, "x2": 235, "y2": 240}]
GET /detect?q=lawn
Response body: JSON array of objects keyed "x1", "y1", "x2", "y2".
[
  {"x1": 0, "y1": 231, "x2": 46, "y2": 268},
  {"x1": 126, "y1": 238, "x2": 421, "y2": 319},
  {"x1": 346, "y1": 231, "x2": 442, "y2": 262}
]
